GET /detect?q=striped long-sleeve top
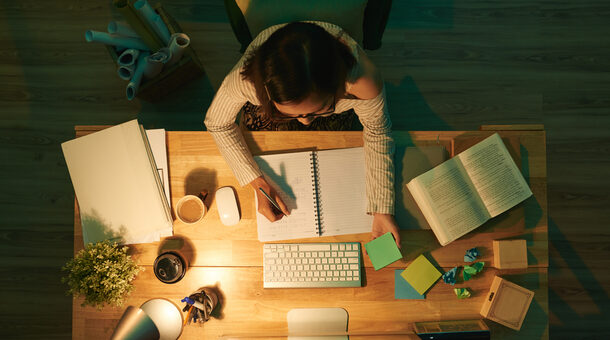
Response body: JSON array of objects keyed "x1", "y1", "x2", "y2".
[{"x1": 204, "y1": 21, "x2": 395, "y2": 215}]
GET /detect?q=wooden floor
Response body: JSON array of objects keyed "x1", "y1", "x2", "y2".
[{"x1": 0, "y1": 1, "x2": 608, "y2": 338}]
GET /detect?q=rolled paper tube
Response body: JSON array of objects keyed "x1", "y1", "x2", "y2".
[
  {"x1": 166, "y1": 33, "x2": 190, "y2": 66},
  {"x1": 126, "y1": 52, "x2": 150, "y2": 100},
  {"x1": 158, "y1": 47, "x2": 172, "y2": 64},
  {"x1": 152, "y1": 14, "x2": 171, "y2": 45},
  {"x1": 85, "y1": 30, "x2": 150, "y2": 51},
  {"x1": 107, "y1": 21, "x2": 139, "y2": 38},
  {"x1": 142, "y1": 49, "x2": 169, "y2": 79},
  {"x1": 113, "y1": 0, "x2": 162, "y2": 50},
  {"x1": 117, "y1": 48, "x2": 140, "y2": 67},
  {"x1": 134, "y1": 0, "x2": 171, "y2": 45},
  {"x1": 117, "y1": 64, "x2": 134, "y2": 80}
]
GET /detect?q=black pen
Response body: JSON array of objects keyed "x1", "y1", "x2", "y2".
[{"x1": 258, "y1": 188, "x2": 284, "y2": 215}]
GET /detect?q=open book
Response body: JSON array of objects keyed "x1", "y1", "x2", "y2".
[
  {"x1": 407, "y1": 133, "x2": 532, "y2": 246},
  {"x1": 254, "y1": 147, "x2": 372, "y2": 242},
  {"x1": 62, "y1": 120, "x2": 173, "y2": 245}
]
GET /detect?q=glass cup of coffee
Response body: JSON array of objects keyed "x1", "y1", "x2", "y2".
[
  {"x1": 153, "y1": 251, "x2": 187, "y2": 284},
  {"x1": 175, "y1": 195, "x2": 206, "y2": 224}
]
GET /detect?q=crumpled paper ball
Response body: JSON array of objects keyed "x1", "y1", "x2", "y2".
[
  {"x1": 442, "y1": 266, "x2": 458, "y2": 285},
  {"x1": 454, "y1": 288, "x2": 471, "y2": 299},
  {"x1": 464, "y1": 247, "x2": 480, "y2": 262},
  {"x1": 463, "y1": 262, "x2": 484, "y2": 281}
]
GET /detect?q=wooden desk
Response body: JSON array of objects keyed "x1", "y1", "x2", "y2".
[{"x1": 72, "y1": 129, "x2": 548, "y2": 339}]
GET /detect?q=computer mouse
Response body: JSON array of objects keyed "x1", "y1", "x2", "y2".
[{"x1": 215, "y1": 186, "x2": 240, "y2": 226}]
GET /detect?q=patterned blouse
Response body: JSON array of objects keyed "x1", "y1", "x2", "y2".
[{"x1": 204, "y1": 21, "x2": 395, "y2": 215}]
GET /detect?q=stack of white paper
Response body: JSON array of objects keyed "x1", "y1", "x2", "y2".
[{"x1": 62, "y1": 120, "x2": 172, "y2": 245}]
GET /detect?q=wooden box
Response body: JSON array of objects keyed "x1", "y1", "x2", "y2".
[
  {"x1": 107, "y1": 4, "x2": 205, "y2": 101},
  {"x1": 480, "y1": 276, "x2": 534, "y2": 330},
  {"x1": 493, "y1": 239, "x2": 528, "y2": 269}
]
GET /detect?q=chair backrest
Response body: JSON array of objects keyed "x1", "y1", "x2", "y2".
[{"x1": 223, "y1": 0, "x2": 392, "y2": 52}]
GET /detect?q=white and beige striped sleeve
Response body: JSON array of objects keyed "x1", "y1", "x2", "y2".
[
  {"x1": 204, "y1": 67, "x2": 263, "y2": 186},
  {"x1": 352, "y1": 86, "x2": 395, "y2": 215}
]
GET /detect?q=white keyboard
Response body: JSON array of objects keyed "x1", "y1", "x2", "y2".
[{"x1": 263, "y1": 242, "x2": 362, "y2": 288}]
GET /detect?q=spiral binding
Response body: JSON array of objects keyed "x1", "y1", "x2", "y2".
[{"x1": 310, "y1": 151, "x2": 324, "y2": 236}]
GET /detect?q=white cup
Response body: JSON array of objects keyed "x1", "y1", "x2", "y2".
[{"x1": 175, "y1": 195, "x2": 207, "y2": 224}]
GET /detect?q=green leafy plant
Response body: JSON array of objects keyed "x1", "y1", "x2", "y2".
[{"x1": 62, "y1": 240, "x2": 143, "y2": 309}]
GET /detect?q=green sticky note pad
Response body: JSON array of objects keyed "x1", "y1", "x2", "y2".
[
  {"x1": 400, "y1": 254, "x2": 442, "y2": 295},
  {"x1": 364, "y1": 232, "x2": 402, "y2": 270}
]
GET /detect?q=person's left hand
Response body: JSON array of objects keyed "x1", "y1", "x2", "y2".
[{"x1": 371, "y1": 213, "x2": 401, "y2": 248}]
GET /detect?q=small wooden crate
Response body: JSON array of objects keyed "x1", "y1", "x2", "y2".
[
  {"x1": 480, "y1": 276, "x2": 534, "y2": 330},
  {"x1": 493, "y1": 239, "x2": 528, "y2": 269},
  {"x1": 106, "y1": 4, "x2": 205, "y2": 101}
]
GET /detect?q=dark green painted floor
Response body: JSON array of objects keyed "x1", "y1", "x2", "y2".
[{"x1": 0, "y1": 0, "x2": 608, "y2": 338}]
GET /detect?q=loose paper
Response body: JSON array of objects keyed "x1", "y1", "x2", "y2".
[
  {"x1": 394, "y1": 270, "x2": 425, "y2": 299},
  {"x1": 400, "y1": 254, "x2": 441, "y2": 295},
  {"x1": 364, "y1": 232, "x2": 402, "y2": 270}
]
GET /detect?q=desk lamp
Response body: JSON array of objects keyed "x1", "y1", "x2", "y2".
[{"x1": 111, "y1": 298, "x2": 183, "y2": 340}]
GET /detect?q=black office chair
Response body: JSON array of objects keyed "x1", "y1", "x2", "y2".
[{"x1": 223, "y1": 0, "x2": 393, "y2": 53}]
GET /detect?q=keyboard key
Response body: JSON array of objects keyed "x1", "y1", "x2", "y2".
[{"x1": 298, "y1": 244, "x2": 331, "y2": 251}]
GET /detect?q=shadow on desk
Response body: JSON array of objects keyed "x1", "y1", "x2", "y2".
[{"x1": 139, "y1": 76, "x2": 215, "y2": 131}]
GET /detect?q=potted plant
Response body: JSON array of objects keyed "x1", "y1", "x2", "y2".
[{"x1": 62, "y1": 240, "x2": 143, "y2": 309}]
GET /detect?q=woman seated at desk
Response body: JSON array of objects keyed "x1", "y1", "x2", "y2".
[{"x1": 204, "y1": 21, "x2": 400, "y2": 246}]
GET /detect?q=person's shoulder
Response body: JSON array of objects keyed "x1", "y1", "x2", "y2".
[{"x1": 347, "y1": 49, "x2": 383, "y2": 100}]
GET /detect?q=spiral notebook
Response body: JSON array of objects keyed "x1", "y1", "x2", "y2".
[{"x1": 254, "y1": 147, "x2": 373, "y2": 242}]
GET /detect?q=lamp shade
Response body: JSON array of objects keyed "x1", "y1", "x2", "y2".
[
  {"x1": 140, "y1": 299, "x2": 183, "y2": 340},
  {"x1": 111, "y1": 299, "x2": 183, "y2": 340},
  {"x1": 111, "y1": 306, "x2": 160, "y2": 340}
]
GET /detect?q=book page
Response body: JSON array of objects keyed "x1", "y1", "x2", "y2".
[
  {"x1": 254, "y1": 151, "x2": 317, "y2": 241},
  {"x1": 457, "y1": 133, "x2": 532, "y2": 217},
  {"x1": 408, "y1": 157, "x2": 490, "y2": 245},
  {"x1": 315, "y1": 147, "x2": 373, "y2": 236}
]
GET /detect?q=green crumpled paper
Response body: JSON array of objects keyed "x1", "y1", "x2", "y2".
[
  {"x1": 454, "y1": 288, "x2": 471, "y2": 299},
  {"x1": 462, "y1": 262, "x2": 484, "y2": 281}
]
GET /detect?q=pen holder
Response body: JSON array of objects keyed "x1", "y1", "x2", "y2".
[{"x1": 181, "y1": 287, "x2": 219, "y2": 325}]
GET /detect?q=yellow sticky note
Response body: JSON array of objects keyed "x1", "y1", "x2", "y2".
[{"x1": 400, "y1": 254, "x2": 442, "y2": 295}]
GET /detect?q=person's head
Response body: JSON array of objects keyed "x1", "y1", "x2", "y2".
[{"x1": 241, "y1": 22, "x2": 356, "y2": 125}]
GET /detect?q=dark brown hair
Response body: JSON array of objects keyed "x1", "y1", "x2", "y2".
[{"x1": 241, "y1": 22, "x2": 356, "y2": 119}]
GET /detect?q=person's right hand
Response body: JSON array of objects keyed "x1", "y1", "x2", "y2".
[{"x1": 250, "y1": 176, "x2": 290, "y2": 222}]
